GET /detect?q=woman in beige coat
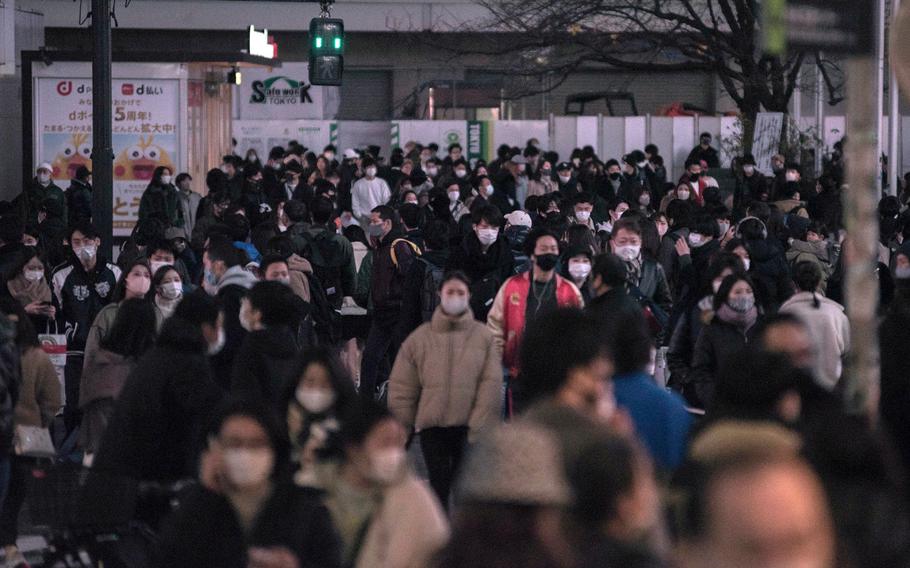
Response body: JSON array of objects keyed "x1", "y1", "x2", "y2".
[{"x1": 389, "y1": 271, "x2": 502, "y2": 508}]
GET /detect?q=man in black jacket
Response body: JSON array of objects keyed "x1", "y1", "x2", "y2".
[
  {"x1": 93, "y1": 292, "x2": 223, "y2": 484},
  {"x1": 66, "y1": 165, "x2": 93, "y2": 224},
  {"x1": 51, "y1": 222, "x2": 121, "y2": 433},
  {"x1": 586, "y1": 253, "x2": 644, "y2": 334},
  {"x1": 446, "y1": 205, "x2": 515, "y2": 322},
  {"x1": 360, "y1": 205, "x2": 418, "y2": 404}
]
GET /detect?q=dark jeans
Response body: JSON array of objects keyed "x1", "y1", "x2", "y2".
[
  {"x1": 359, "y1": 320, "x2": 399, "y2": 404},
  {"x1": 419, "y1": 426, "x2": 468, "y2": 510},
  {"x1": 64, "y1": 353, "x2": 84, "y2": 434},
  {"x1": 0, "y1": 456, "x2": 30, "y2": 547}
]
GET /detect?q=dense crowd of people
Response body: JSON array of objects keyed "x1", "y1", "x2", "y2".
[{"x1": 0, "y1": 131, "x2": 907, "y2": 567}]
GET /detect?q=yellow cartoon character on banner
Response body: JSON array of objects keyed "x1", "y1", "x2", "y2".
[
  {"x1": 114, "y1": 136, "x2": 175, "y2": 181},
  {"x1": 51, "y1": 132, "x2": 93, "y2": 180}
]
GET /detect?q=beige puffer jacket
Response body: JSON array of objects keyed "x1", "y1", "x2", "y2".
[{"x1": 389, "y1": 306, "x2": 502, "y2": 441}]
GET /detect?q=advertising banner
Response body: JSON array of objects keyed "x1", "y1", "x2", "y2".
[
  {"x1": 34, "y1": 75, "x2": 181, "y2": 236},
  {"x1": 234, "y1": 63, "x2": 340, "y2": 120},
  {"x1": 233, "y1": 120, "x2": 335, "y2": 160}
]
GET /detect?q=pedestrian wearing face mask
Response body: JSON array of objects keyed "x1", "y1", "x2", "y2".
[
  {"x1": 389, "y1": 272, "x2": 502, "y2": 508},
  {"x1": 93, "y1": 292, "x2": 224, "y2": 486},
  {"x1": 561, "y1": 247, "x2": 595, "y2": 305},
  {"x1": 610, "y1": 219, "x2": 673, "y2": 329},
  {"x1": 352, "y1": 158, "x2": 391, "y2": 228},
  {"x1": 282, "y1": 348, "x2": 358, "y2": 488},
  {"x1": 488, "y1": 229, "x2": 583, "y2": 412},
  {"x1": 325, "y1": 401, "x2": 449, "y2": 568},
  {"x1": 52, "y1": 222, "x2": 121, "y2": 434},
  {"x1": 230, "y1": 281, "x2": 304, "y2": 406},
  {"x1": 734, "y1": 154, "x2": 767, "y2": 213},
  {"x1": 15, "y1": 162, "x2": 66, "y2": 227},
  {"x1": 447, "y1": 205, "x2": 515, "y2": 323},
  {"x1": 138, "y1": 166, "x2": 182, "y2": 229},
  {"x1": 151, "y1": 265, "x2": 183, "y2": 321},
  {"x1": 689, "y1": 274, "x2": 763, "y2": 409},
  {"x1": 7, "y1": 248, "x2": 55, "y2": 332},
  {"x1": 82, "y1": 259, "x2": 156, "y2": 369},
  {"x1": 160, "y1": 399, "x2": 343, "y2": 568}
]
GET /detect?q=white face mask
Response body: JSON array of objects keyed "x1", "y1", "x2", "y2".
[
  {"x1": 159, "y1": 281, "x2": 182, "y2": 300},
  {"x1": 149, "y1": 260, "x2": 171, "y2": 276},
  {"x1": 558, "y1": 174, "x2": 572, "y2": 184},
  {"x1": 37, "y1": 172, "x2": 51, "y2": 185},
  {"x1": 448, "y1": 191, "x2": 460, "y2": 203},
  {"x1": 484, "y1": 185, "x2": 494, "y2": 197},
  {"x1": 324, "y1": 152, "x2": 335, "y2": 161},
  {"x1": 569, "y1": 262, "x2": 591, "y2": 281},
  {"x1": 441, "y1": 295, "x2": 470, "y2": 316},
  {"x1": 368, "y1": 448, "x2": 406, "y2": 485},
  {"x1": 615, "y1": 244, "x2": 641, "y2": 262},
  {"x1": 717, "y1": 222, "x2": 730, "y2": 236},
  {"x1": 896, "y1": 266, "x2": 910, "y2": 280},
  {"x1": 742, "y1": 258, "x2": 751, "y2": 271},
  {"x1": 207, "y1": 327, "x2": 226, "y2": 355},
  {"x1": 24, "y1": 269, "x2": 44, "y2": 282},
  {"x1": 455, "y1": 169, "x2": 467, "y2": 178},
  {"x1": 296, "y1": 386, "x2": 336, "y2": 414},
  {"x1": 240, "y1": 306, "x2": 255, "y2": 332},
  {"x1": 712, "y1": 278, "x2": 724, "y2": 294},
  {"x1": 477, "y1": 227, "x2": 499, "y2": 246},
  {"x1": 222, "y1": 448, "x2": 274, "y2": 488},
  {"x1": 426, "y1": 167, "x2": 438, "y2": 177},
  {"x1": 657, "y1": 224, "x2": 668, "y2": 237},
  {"x1": 677, "y1": 190, "x2": 690, "y2": 201},
  {"x1": 743, "y1": 165, "x2": 755, "y2": 175},
  {"x1": 161, "y1": 175, "x2": 172, "y2": 185},
  {"x1": 687, "y1": 233, "x2": 705, "y2": 247},
  {"x1": 785, "y1": 172, "x2": 798, "y2": 182},
  {"x1": 74, "y1": 244, "x2": 97, "y2": 262},
  {"x1": 271, "y1": 162, "x2": 282, "y2": 170},
  {"x1": 575, "y1": 210, "x2": 591, "y2": 223},
  {"x1": 365, "y1": 167, "x2": 377, "y2": 178}
]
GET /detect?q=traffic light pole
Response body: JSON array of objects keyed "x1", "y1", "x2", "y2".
[{"x1": 91, "y1": 0, "x2": 114, "y2": 257}]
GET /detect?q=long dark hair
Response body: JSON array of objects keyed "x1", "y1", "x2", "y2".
[
  {"x1": 99, "y1": 298, "x2": 157, "y2": 358},
  {"x1": 0, "y1": 298, "x2": 39, "y2": 350},
  {"x1": 281, "y1": 347, "x2": 358, "y2": 420},
  {"x1": 112, "y1": 259, "x2": 151, "y2": 303}
]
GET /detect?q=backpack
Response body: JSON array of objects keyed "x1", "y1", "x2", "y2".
[
  {"x1": 418, "y1": 258, "x2": 446, "y2": 323},
  {"x1": 390, "y1": 238, "x2": 421, "y2": 267},
  {"x1": 305, "y1": 271, "x2": 341, "y2": 345},
  {"x1": 470, "y1": 274, "x2": 502, "y2": 323},
  {"x1": 782, "y1": 205, "x2": 810, "y2": 239},
  {"x1": 300, "y1": 231, "x2": 346, "y2": 309}
]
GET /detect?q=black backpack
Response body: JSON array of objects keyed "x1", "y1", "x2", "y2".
[
  {"x1": 300, "y1": 230, "x2": 346, "y2": 310},
  {"x1": 418, "y1": 258, "x2": 446, "y2": 323},
  {"x1": 470, "y1": 273, "x2": 502, "y2": 323},
  {"x1": 304, "y1": 271, "x2": 341, "y2": 345}
]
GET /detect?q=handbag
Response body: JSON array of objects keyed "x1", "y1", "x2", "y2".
[
  {"x1": 38, "y1": 320, "x2": 67, "y2": 407},
  {"x1": 14, "y1": 425, "x2": 56, "y2": 458}
]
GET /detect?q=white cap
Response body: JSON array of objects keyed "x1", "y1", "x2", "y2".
[
  {"x1": 504, "y1": 210, "x2": 533, "y2": 228},
  {"x1": 343, "y1": 148, "x2": 359, "y2": 159},
  {"x1": 37, "y1": 162, "x2": 53, "y2": 174}
]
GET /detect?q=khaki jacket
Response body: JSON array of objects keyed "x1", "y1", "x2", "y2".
[{"x1": 389, "y1": 306, "x2": 502, "y2": 441}]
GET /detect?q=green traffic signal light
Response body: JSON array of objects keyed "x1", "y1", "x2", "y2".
[
  {"x1": 315, "y1": 37, "x2": 323, "y2": 49},
  {"x1": 334, "y1": 37, "x2": 341, "y2": 50}
]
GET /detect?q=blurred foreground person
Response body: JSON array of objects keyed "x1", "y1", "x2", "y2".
[
  {"x1": 159, "y1": 399, "x2": 342, "y2": 568},
  {"x1": 435, "y1": 423, "x2": 576, "y2": 568}
]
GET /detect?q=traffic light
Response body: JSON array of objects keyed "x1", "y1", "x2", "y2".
[{"x1": 309, "y1": 17, "x2": 344, "y2": 86}]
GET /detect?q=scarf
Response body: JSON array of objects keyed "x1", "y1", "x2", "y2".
[
  {"x1": 716, "y1": 304, "x2": 758, "y2": 331},
  {"x1": 625, "y1": 257, "x2": 643, "y2": 287},
  {"x1": 7, "y1": 273, "x2": 51, "y2": 306},
  {"x1": 155, "y1": 295, "x2": 180, "y2": 322}
]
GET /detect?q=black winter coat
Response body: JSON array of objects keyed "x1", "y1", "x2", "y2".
[
  {"x1": 230, "y1": 326, "x2": 300, "y2": 406},
  {"x1": 371, "y1": 231, "x2": 418, "y2": 326},
  {"x1": 51, "y1": 257, "x2": 121, "y2": 350},
  {"x1": 93, "y1": 317, "x2": 223, "y2": 483},
  {"x1": 156, "y1": 483, "x2": 342, "y2": 568},
  {"x1": 447, "y1": 233, "x2": 515, "y2": 322},
  {"x1": 67, "y1": 179, "x2": 93, "y2": 224},
  {"x1": 585, "y1": 288, "x2": 644, "y2": 334},
  {"x1": 689, "y1": 317, "x2": 761, "y2": 410}
]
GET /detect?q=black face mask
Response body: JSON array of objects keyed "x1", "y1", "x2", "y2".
[
  {"x1": 535, "y1": 253, "x2": 558, "y2": 271},
  {"x1": 609, "y1": 172, "x2": 621, "y2": 181}
]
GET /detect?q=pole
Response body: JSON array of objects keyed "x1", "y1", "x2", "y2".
[
  {"x1": 876, "y1": 0, "x2": 887, "y2": 194},
  {"x1": 843, "y1": 57, "x2": 882, "y2": 419},
  {"x1": 890, "y1": 0, "x2": 902, "y2": 195},
  {"x1": 91, "y1": 0, "x2": 114, "y2": 257},
  {"x1": 816, "y1": 52, "x2": 825, "y2": 176}
]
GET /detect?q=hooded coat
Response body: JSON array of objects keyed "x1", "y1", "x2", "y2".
[{"x1": 93, "y1": 317, "x2": 223, "y2": 482}]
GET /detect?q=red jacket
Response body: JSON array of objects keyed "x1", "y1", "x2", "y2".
[{"x1": 487, "y1": 271, "x2": 583, "y2": 378}]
